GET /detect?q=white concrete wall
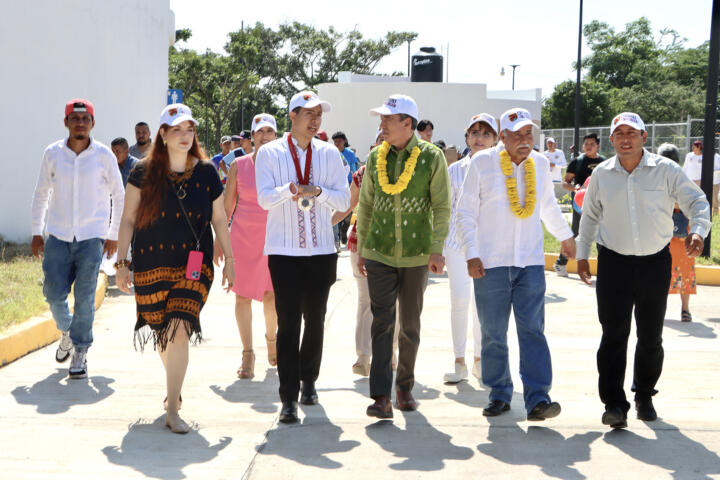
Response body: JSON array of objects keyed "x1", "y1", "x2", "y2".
[
  {"x1": 0, "y1": 0, "x2": 174, "y2": 242},
  {"x1": 317, "y1": 82, "x2": 542, "y2": 161}
]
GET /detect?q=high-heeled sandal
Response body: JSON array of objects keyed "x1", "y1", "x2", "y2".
[
  {"x1": 265, "y1": 334, "x2": 277, "y2": 366},
  {"x1": 237, "y1": 350, "x2": 255, "y2": 379},
  {"x1": 163, "y1": 394, "x2": 182, "y2": 411}
]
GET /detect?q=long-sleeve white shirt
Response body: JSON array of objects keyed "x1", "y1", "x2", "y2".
[
  {"x1": 456, "y1": 144, "x2": 572, "y2": 269},
  {"x1": 255, "y1": 133, "x2": 350, "y2": 256},
  {"x1": 31, "y1": 138, "x2": 125, "y2": 242},
  {"x1": 444, "y1": 155, "x2": 471, "y2": 252},
  {"x1": 577, "y1": 150, "x2": 711, "y2": 260}
]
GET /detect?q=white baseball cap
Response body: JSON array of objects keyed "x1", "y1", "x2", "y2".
[
  {"x1": 370, "y1": 94, "x2": 419, "y2": 121},
  {"x1": 251, "y1": 113, "x2": 277, "y2": 133},
  {"x1": 546, "y1": 137, "x2": 556, "y2": 144},
  {"x1": 289, "y1": 91, "x2": 331, "y2": 113},
  {"x1": 159, "y1": 103, "x2": 198, "y2": 127},
  {"x1": 467, "y1": 113, "x2": 498, "y2": 134},
  {"x1": 610, "y1": 112, "x2": 646, "y2": 134},
  {"x1": 500, "y1": 108, "x2": 535, "y2": 132}
]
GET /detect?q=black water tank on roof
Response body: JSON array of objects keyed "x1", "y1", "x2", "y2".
[{"x1": 411, "y1": 47, "x2": 443, "y2": 82}]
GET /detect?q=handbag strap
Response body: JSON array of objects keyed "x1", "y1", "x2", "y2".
[{"x1": 169, "y1": 180, "x2": 209, "y2": 250}]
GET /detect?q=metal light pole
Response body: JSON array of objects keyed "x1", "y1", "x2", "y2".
[
  {"x1": 573, "y1": 0, "x2": 584, "y2": 161},
  {"x1": 700, "y1": 0, "x2": 719, "y2": 257},
  {"x1": 501, "y1": 64, "x2": 520, "y2": 90}
]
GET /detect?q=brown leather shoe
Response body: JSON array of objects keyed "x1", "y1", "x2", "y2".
[
  {"x1": 366, "y1": 396, "x2": 393, "y2": 419},
  {"x1": 395, "y1": 390, "x2": 417, "y2": 411}
]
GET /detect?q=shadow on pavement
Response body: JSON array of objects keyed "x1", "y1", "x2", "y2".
[
  {"x1": 545, "y1": 293, "x2": 567, "y2": 304},
  {"x1": 477, "y1": 417, "x2": 601, "y2": 479},
  {"x1": 365, "y1": 410, "x2": 474, "y2": 470},
  {"x1": 444, "y1": 379, "x2": 488, "y2": 409},
  {"x1": 319, "y1": 379, "x2": 441, "y2": 404},
  {"x1": 603, "y1": 419, "x2": 720, "y2": 479},
  {"x1": 10, "y1": 369, "x2": 115, "y2": 414},
  {"x1": 209, "y1": 368, "x2": 279, "y2": 413},
  {"x1": 102, "y1": 415, "x2": 231, "y2": 480},
  {"x1": 664, "y1": 319, "x2": 716, "y2": 339},
  {"x1": 256, "y1": 403, "x2": 360, "y2": 469}
]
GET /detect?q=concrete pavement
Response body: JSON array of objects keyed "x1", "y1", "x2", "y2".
[{"x1": 1, "y1": 250, "x2": 720, "y2": 479}]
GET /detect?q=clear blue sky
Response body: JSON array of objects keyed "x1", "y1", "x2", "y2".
[{"x1": 170, "y1": 0, "x2": 714, "y2": 97}]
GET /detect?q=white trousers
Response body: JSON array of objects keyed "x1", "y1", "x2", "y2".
[
  {"x1": 350, "y1": 251, "x2": 398, "y2": 358},
  {"x1": 444, "y1": 246, "x2": 482, "y2": 358}
]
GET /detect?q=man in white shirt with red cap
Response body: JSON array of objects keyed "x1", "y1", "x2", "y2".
[
  {"x1": 255, "y1": 91, "x2": 350, "y2": 424},
  {"x1": 31, "y1": 98, "x2": 125, "y2": 379},
  {"x1": 456, "y1": 107, "x2": 575, "y2": 421}
]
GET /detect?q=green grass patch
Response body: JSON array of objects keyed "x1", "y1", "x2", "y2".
[
  {"x1": 543, "y1": 215, "x2": 719, "y2": 265},
  {"x1": 0, "y1": 240, "x2": 46, "y2": 332}
]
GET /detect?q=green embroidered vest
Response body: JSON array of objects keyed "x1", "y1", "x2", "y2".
[{"x1": 363, "y1": 141, "x2": 439, "y2": 258}]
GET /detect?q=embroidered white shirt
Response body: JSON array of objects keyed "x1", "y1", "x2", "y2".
[
  {"x1": 255, "y1": 133, "x2": 351, "y2": 256},
  {"x1": 444, "y1": 155, "x2": 471, "y2": 252},
  {"x1": 455, "y1": 144, "x2": 572, "y2": 269},
  {"x1": 31, "y1": 138, "x2": 125, "y2": 242}
]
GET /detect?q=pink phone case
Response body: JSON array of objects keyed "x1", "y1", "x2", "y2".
[{"x1": 186, "y1": 250, "x2": 203, "y2": 281}]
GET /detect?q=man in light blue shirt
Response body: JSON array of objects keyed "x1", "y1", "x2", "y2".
[{"x1": 577, "y1": 112, "x2": 710, "y2": 430}]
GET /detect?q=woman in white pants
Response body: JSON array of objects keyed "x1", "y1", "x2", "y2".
[{"x1": 443, "y1": 113, "x2": 498, "y2": 383}]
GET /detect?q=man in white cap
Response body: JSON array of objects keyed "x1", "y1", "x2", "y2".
[
  {"x1": 357, "y1": 94, "x2": 450, "y2": 419},
  {"x1": 255, "y1": 91, "x2": 350, "y2": 423},
  {"x1": 456, "y1": 107, "x2": 575, "y2": 421},
  {"x1": 543, "y1": 137, "x2": 566, "y2": 193},
  {"x1": 576, "y1": 112, "x2": 710, "y2": 429}
]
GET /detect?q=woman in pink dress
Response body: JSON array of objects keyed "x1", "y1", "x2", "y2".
[{"x1": 223, "y1": 114, "x2": 278, "y2": 379}]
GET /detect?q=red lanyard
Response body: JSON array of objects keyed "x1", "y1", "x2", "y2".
[{"x1": 287, "y1": 134, "x2": 311, "y2": 185}]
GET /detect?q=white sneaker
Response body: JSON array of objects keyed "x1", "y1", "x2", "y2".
[
  {"x1": 55, "y1": 331, "x2": 73, "y2": 363},
  {"x1": 472, "y1": 359, "x2": 482, "y2": 380},
  {"x1": 68, "y1": 350, "x2": 88, "y2": 379},
  {"x1": 553, "y1": 264, "x2": 569, "y2": 277},
  {"x1": 352, "y1": 356, "x2": 370, "y2": 376},
  {"x1": 443, "y1": 362, "x2": 468, "y2": 384}
]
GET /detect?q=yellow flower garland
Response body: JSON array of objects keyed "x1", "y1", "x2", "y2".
[
  {"x1": 376, "y1": 141, "x2": 421, "y2": 195},
  {"x1": 499, "y1": 150, "x2": 536, "y2": 218}
]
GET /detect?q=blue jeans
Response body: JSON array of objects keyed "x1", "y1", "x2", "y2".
[
  {"x1": 473, "y1": 265, "x2": 553, "y2": 411},
  {"x1": 42, "y1": 235, "x2": 104, "y2": 350}
]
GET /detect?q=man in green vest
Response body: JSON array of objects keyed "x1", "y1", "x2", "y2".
[{"x1": 357, "y1": 94, "x2": 451, "y2": 419}]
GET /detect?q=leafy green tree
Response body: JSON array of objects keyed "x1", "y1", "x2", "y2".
[
  {"x1": 542, "y1": 79, "x2": 612, "y2": 129},
  {"x1": 168, "y1": 23, "x2": 416, "y2": 148}
]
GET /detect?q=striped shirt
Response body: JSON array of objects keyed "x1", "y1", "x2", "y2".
[
  {"x1": 255, "y1": 133, "x2": 351, "y2": 257},
  {"x1": 444, "y1": 155, "x2": 471, "y2": 252}
]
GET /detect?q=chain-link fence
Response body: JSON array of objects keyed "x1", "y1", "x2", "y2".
[{"x1": 542, "y1": 117, "x2": 720, "y2": 162}]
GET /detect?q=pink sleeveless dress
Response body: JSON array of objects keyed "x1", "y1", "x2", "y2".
[{"x1": 230, "y1": 154, "x2": 273, "y2": 300}]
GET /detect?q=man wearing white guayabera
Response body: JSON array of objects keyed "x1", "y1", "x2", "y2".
[
  {"x1": 442, "y1": 113, "x2": 498, "y2": 384},
  {"x1": 456, "y1": 108, "x2": 576, "y2": 420}
]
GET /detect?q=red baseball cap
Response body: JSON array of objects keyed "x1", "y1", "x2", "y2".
[
  {"x1": 65, "y1": 98, "x2": 95, "y2": 118},
  {"x1": 315, "y1": 130, "x2": 328, "y2": 141}
]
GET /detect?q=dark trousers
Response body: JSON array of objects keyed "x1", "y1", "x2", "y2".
[
  {"x1": 595, "y1": 245, "x2": 671, "y2": 412},
  {"x1": 556, "y1": 209, "x2": 581, "y2": 266},
  {"x1": 268, "y1": 254, "x2": 337, "y2": 403},
  {"x1": 366, "y1": 259, "x2": 428, "y2": 398}
]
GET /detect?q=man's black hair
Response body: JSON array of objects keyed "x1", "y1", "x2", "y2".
[
  {"x1": 135, "y1": 121, "x2": 149, "y2": 128},
  {"x1": 417, "y1": 119, "x2": 434, "y2": 131},
  {"x1": 399, "y1": 114, "x2": 418, "y2": 131},
  {"x1": 111, "y1": 137, "x2": 128, "y2": 147},
  {"x1": 583, "y1": 132, "x2": 600, "y2": 145},
  {"x1": 331, "y1": 131, "x2": 348, "y2": 142}
]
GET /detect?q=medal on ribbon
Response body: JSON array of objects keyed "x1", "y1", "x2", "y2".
[{"x1": 287, "y1": 134, "x2": 314, "y2": 211}]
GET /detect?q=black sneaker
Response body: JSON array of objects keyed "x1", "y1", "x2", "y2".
[
  {"x1": 527, "y1": 401, "x2": 561, "y2": 421},
  {"x1": 483, "y1": 400, "x2": 510, "y2": 417},
  {"x1": 602, "y1": 406, "x2": 627, "y2": 429}
]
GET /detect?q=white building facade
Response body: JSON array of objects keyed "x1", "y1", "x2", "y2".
[
  {"x1": 318, "y1": 78, "x2": 542, "y2": 161},
  {"x1": 0, "y1": 0, "x2": 175, "y2": 242}
]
